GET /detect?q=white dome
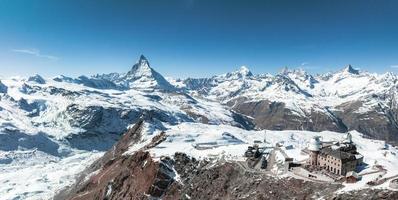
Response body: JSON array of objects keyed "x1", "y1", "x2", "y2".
[{"x1": 308, "y1": 136, "x2": 322, "y2": 151}]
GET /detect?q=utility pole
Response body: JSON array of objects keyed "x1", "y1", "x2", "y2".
[{"x1": 263, "y1": 130, "x2": 267, "y2": 144}]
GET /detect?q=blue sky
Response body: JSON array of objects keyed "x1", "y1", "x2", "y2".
[{"x1": 0, "y1": 0, "x2": 398, "y2": 78}]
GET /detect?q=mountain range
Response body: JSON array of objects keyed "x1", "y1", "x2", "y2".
[{"x1": 1, "y1": 55, "x2": 398, "y2": 199}]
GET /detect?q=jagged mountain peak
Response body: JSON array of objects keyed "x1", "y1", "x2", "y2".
[
  {"x1": 27, "y1": 74, "x2": 46, "y2": 84},
  {"x1": 238, "y1": 66, "x2": 252, "y2": 76},
  {"x1": 280, "y1": 66, "x2": 290, "y2": 75},
  {"x1": 280, "y1": 68, "x2": 307, "y2": 76},
  {"x1": 87, "y1": 55, "x2": 175, "y2": 91},
  {"x1": 123, "y1": 55, "x2": 175, "y2": 90},
  {"x1": 137, "y1": 54, "x2": 150, "y2": 67},
  {"x1": 139, "y1": 54, "x2": 148, "y2": 61},
  {"x1": 0, "y1": 80, "x2": 7, "y2": 93},
  {"x1": 221, "y1": 66, "x2": 253, "y2": 80},
  {"x1": 128, "y1": 54, "x2": 152, "y2": 76},
  {"x1": 343, "y1": 64, "x2": 360, "y2": 75},
  {"x1": 278, "y1": 67, "x2": 313, "y2": 81}
]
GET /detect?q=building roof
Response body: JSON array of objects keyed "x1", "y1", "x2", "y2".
[
  {"x1": 319, "y1": 147, "x2": 358, "y2": 163},
  {"x1": 346, "y1": 171, "x2": 359, "y2": 179}
]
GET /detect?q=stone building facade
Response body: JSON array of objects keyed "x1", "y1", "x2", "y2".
[{"x1": 307, "y1": 142, "x2": 363, "y2": 176}]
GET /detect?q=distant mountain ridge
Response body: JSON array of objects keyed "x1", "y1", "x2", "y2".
[
  {"x1": 172, "y1": 64, "x2": 398, "y2": 143},
  {"x1": 1, "y1": 55, "x2": 398, "y2": 143}
]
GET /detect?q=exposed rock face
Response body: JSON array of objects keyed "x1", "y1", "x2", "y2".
[
  {"x1": 76, "y1": 75, "x2": 119, "y2": 89},
  {"x1": 17, "y1": 98, "x2": 45, "y2": 117},
  {"x1": 335, "y1": 101, "x2": 398, "y2": 143},
  {"x1": 55, "y1": 120, "x2": 178, "y2": 200},
  {"x1": 228, "y1": 98, "x2": 347, "y2": 133},
  {"x1": 27, "y1": 74, "x2": 46, "y2": 84},
  {"x1": 230, "y1": 98, "x2": 398, "y2": 143},
  {"x1": 62, "y1": 151, "x2": 176, "y2": 200},
  {"x1": 56, "y1": 120, "x2": 398, "y2": 200},
  {"x1": 63, "y1": 104, "x2": 186, "y2": 135},
  {"x1": 343, "y1": 64, "x2": 360, "y2": 75},
  {"x1": 0, "y1": 80, "x2": 8, "y2": 93},
  {"x1": 169, "y1": 158, "x2": 340, "y2": 200},
  {"x1": 333, "y1": 189, "x2": 398, "y2": 200},
  {"x1": 58, "y1": 147, "x2": 398, "y2": 200}
]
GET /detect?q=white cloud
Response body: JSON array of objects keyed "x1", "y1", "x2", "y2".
[
  {"x1": 298, "y1": 62, "x2": 318, "y2": 70},
  {"x1": 301, "y1": 62, "x2": 309, "y2": 66},
  {"x1": 11, "y1": 48, "x2": 59, "y2": 60},
  {"x1": 390, "y1": 65, "x2": 398, "y2": 69}
]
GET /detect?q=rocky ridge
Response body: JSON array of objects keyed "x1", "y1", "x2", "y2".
[{"x1": 57, "y1": 120, "x2": 398, "y2": 200}]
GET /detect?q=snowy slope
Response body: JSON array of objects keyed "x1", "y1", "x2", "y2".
[
  {"x1": 0, "y1": 57, "x2": 253, "y2": 200},
  {"x1": 125, "y1": 121, "x2": 398, "y2": 192}
]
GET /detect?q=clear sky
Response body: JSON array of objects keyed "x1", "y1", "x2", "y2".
[{"x1": 0, "y1": 0, "x2": 397, "y2": 78}]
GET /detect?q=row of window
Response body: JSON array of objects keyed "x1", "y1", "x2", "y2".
[
  {"x1": 319, "y1": 156, "x2": 340, "y2": 166},
  {"x1": 327, "y1": 165, "x2": 340, "y2": 175}
]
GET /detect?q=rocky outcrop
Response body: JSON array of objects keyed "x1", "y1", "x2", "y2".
[
  {"x1": 0, "y1": 80, "x2": 7, "y2": 93},
  {"x1": 56, "y1": 120, "x2": 398, "y2": 200},
  {"x1": 27, "y1": 74, "x2": 46, "y2": 84},
  {"x1": 228, "y1": 96, "x2": 398, "y2": 144},
  {"x1": 228, "y1": 98, "x2": 347, "y2": 133},
  {"x1": 60, "y1": 151, "x2": 177, "y2": 200},
  {"x1": 55, "y1": 120, "x2": 178, "y2": 200},
  {"x1": 333, "y1": 189, "x2": 398, "y2": 200},
  {"x1": 167, "y1": 154, "x2": 341, "y2": 200},
  {"x1": 59, "y1": 148, "x2": 398, "y2": 200},
  {"x1": 64, "y1": 104, "x2": 184, "y2": 135},
  {"x1": 335, "y1": 101, "x2": 398, "y2": 143}
]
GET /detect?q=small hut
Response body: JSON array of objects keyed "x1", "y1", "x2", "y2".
[{"x1": 346, "y1": 171, "x2": 360, "y2": 183}]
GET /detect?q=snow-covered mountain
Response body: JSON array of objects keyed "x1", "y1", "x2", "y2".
[
  {"x1": 176, "y1": 65, "x2": 398, "y2": 142},
  {"x1": 0, "y1": 55, "x2": 252, "y2": 199},
  {"x1": 94, "y1": 55, "x2": 175, "y2": 91},
  {"x1": 1, "y1": 55, "x2": 398, "y2": 199}
]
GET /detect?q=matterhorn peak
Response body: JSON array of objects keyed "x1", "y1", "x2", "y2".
[
  {"x1": 137, "y1": 54, "x2": 149, "y2": 66},
  {"x1": 122, "y1": 55, "x2": 175, "y2": 91},
  {"x1": 128, "y1": 54, "x2": 152, "y2": 75},
  {"x1": 343, "y1": 64, "x2": 359, "y2": 75}
]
